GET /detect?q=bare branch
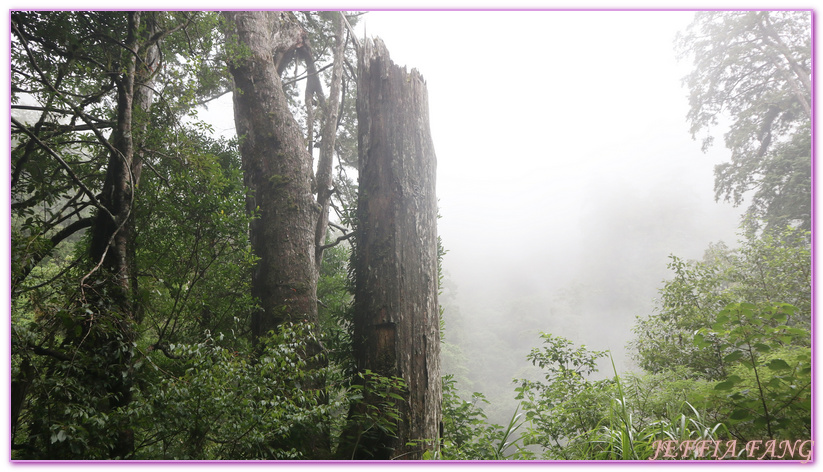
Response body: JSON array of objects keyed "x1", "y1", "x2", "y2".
[
  {"x1": 319, "y1": 230, "x2": 355, "y2": 251},
  {"x1": 340, "y1": 11, "x2": 361, "y2": 53},
  {"x1": 328, "y1": 221, "x2": 352, "y2": 234},
  {"x1": 150, "y1": 343, "x2": 184, "y2": 360}
]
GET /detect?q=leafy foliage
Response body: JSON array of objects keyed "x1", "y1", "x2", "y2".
[
  {"x1": 134, "y1": 132, "x2": 257, "y2": 348},
  {"x1": 696, "y1": 303, "x2": 811, "y2": 441},
  {"x1": 677, "y1": 11, "x2": 811, "y2": 231},
  {"x1": 429, "y1": 375, "x2": 528, "y2": 460},
  {"x1": 514, "y1": 333, "x2": 614, "y2": 459},
  {"x1": 510, "y1": 334, "x2": 729, "y2": 460},
  {"x1": 128, "y1": 323, "x2": 334, "y2": 459},
  {"x1": 631, "y1": 224, "x2": 810, "y2": 379},
  {"x1": 343, "y1": 370, "x2": 408, "y2": 459}
]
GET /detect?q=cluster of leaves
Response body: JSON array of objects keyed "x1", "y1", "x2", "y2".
[
  {"x1": 632, "y1": 225, "x2": 810, "y2": 379},
  {"x1": 11, "y1": 127, "x2": 259, "y2": 457},
  {"x1": 12, "y1": 321, "x2": 135, "y2": 458},
  {"x1": 112, "y1": 323, "x2": 333, "y2": 459},
  {"x1": 613, "y1": 226, "x2": 809, "y2": 458},
  {"x1": 343, "y1": 370, "x2": 408, "y2": 459},
  {"x1": 134, "y1": 132, "x2": 257, "y2": 348},
  {"x1": 425, "y1": 375, "x2": 527, "y2": 460},
  {"x1": 696, "y1": 303, "x2": 811, "y2": 441},
  {"x1": 678, "y1": 11, "x2": 811, "y2": 232},
  {"x1": 316, "y1": 242, "x2": 355, "y2": 371},
  {"x1": 514, "y1": 333, "x2": 614, "y2": 459},
  {"x1": 14, "y1": 317, "x2": 409, "y2": 460},
  {"x1": 510, "y1": 334, "x2": 729, "y2": 460},
  {"x1": 505, "y1": 287, "x2": 809, "y2": 460}
]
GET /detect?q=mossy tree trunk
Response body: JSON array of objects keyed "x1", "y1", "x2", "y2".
[
  {"x1": 351, "y1": 37, "x2": 441, "y2": 460},
  {"x1": 223, "y1": 11, "x2": 320, "y2": 337}
]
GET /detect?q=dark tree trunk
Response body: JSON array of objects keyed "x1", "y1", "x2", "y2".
[
  {"x1": 351, "y1": 38, "x2": 441, "y2": 460},
  {"x1": 223, "y1": 11, "x2": 320, "y2": 338},
  {"x1": 223, "y1": 11, "x2": 330, "y2": 458},
  {"x1": 83, "y1": 12, "x2": 159, "y2": 458}
]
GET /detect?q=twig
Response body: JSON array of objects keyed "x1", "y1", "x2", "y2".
[
  {"x1": 282, "y1": 62, "x2": 333, "y2": 88},
  {"x1": 329, "y1": 221, "x2": 351, "y2": 234},
  {"x1": 319, "y1": 230, "x2": 355, "y2": 251},
  {"x1": 11, "y1": 117, "x2": 115, "y2": 222},
  {"x1": 340, "y1": 11, "x2": 361, "y2": 53}
]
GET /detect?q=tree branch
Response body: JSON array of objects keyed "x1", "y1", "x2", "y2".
[
  {"x1": 11, "y1": 117, "x2": 115, "y2": 222},
  {"x1": 329, "y1": 221, "x2": 351, "y2": 234},
  {"x1": 29, "y1": 344, "x2": 72, "y2": 362},
  {"x1": 319, "y1": 228, "x2": 355, "y2": 251},
  {"x1": 339, "y1": 11, "x2": 361, "y2": 53},
  {"x1": 150, "y1": 342, "x2": 184, "y2": 360},
  {"x1": 12, "y1": 217, "x2": 94, "y2": 293}
]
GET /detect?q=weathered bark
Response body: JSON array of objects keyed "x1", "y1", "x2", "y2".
[
  {"x1": 223, "y1": 11, "x2": 330, "y2": 458},
  {"x1": 351, "y1": 38, "x2": 441, "y2": 460},
  {"x1": 223, "y1": 11, "x2": 319, "y2": 337}
]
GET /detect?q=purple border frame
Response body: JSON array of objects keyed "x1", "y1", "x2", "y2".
[{"x1": 5, "y1": 6, "x2": 817, "y2": 466}]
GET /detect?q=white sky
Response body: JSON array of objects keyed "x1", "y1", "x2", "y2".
[{"x1": 346, "y1": 10, "x2": 744, "y2": 294}]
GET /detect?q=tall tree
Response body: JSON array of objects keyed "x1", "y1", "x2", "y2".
[
  {"x1": 12, "y1": 11, "x2": 160, "y2": 457},
  {"x1": 677, "y1": 11, "x2": 811, "y2": 231},
  {"x1": 11, "y1": 11, "x2": 228, "y2": 458},
  {"x1": 351, "y1": 38, "x2": 441, "y2": 460},
  {"x1": 313, "y1": 12, "x2": 347, "y2": 270},
  {"x1": 222, "y1": 11, "x2": 320, "y2": 339},
  {"x1": 631, "y1": 225, "x2": 811, "y2": 380}
]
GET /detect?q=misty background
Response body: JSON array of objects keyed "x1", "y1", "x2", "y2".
[{"x1": 201, "y1": 10, "x2": 746, "y2": 425}]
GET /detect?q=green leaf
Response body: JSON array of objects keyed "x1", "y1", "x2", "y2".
[
  {"x1": 730, "y1": 409, "x2": 751, "y2": 421},
  {"x1": 693, "y1": 332, "x2": 709, "y2": 348},
  {"x1": 784, "y1": 326, "x2": 809, "y2": 337},
  {"x1": 778, "y1": 335, "x2": 794, "y2": 344},
  {"x1": 753, "y1": 343, "x2": 771, "y2": 353},
  {"x1": 714, "y1": 380, "x2": 736, "y2": 391},
  {"x1": 723, "y1": 350, "x2": 744, "y2": 363},
  {"x1": 766, "y1": 359, "x2": 791, "y2": 371},
  {"x1": 712, "y1": 317, "x2": 729, "y2": 331}
]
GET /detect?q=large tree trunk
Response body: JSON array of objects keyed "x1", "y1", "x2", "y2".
[
  {"x1": 223, "y1": 11, "x2": 319, "y2": 337},
  {"x1": 351, "y1": 38, "x2": 441, "y2": 460},
  {"x1": 82, "y1": 12, "x2": 159, "y2": 459},
  {"x1": 223, "y1": 11, "x2": 329, "y2": 458}
]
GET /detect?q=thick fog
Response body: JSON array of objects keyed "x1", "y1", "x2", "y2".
[
  {"x1": 358, "y1": 11, "x2": 745, "y2": 423},
  {"x1": 200, "y1": 11, "x2": 746, "y2": 425}
]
